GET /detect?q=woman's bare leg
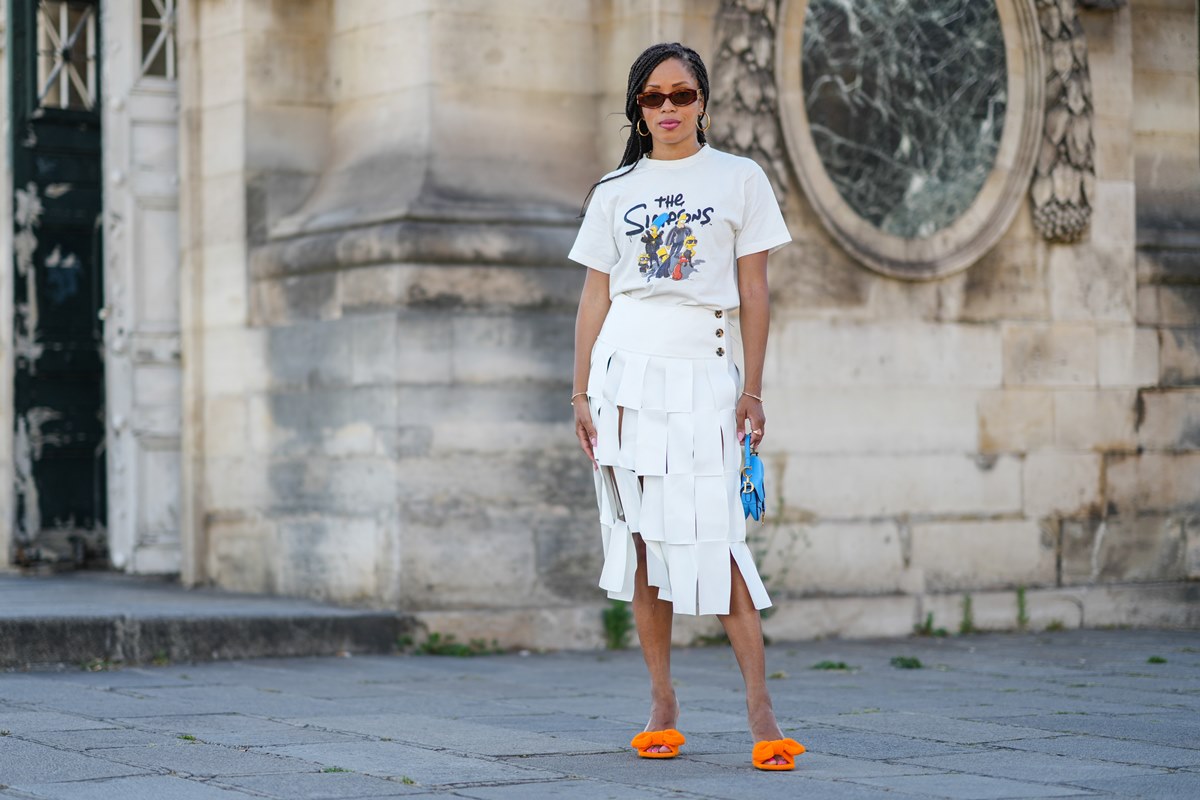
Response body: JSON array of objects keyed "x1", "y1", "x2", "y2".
[
  {"x1": 632, "y1": 533, "x2": 678, "y2": 753},
  {"x1": 718, "y1": 558, "x2": 787, "y2": 765}
]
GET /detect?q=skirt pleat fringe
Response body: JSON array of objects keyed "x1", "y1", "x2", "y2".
[{"x1": 587, "y1": 297, "x2": 772, "y2": 617}]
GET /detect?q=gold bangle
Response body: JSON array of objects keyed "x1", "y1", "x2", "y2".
[
  {"x1": 742, "y1": 391, "x2": 763, "y2": 403},
  {"x1": 571, "y1": 391, "x2": 587, "y2": 405}
]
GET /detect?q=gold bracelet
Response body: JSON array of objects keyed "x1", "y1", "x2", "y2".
[
  {"x1": 570, "y1": 391, "x2": 587, "y2": 405},
  {"x1": 742, "y1": 391, "x2": 764, "y2": 403}
]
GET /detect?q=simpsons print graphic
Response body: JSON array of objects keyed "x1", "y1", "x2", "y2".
[{"x1": 624, "y1": 194, "x2": 714, "y2": 283}]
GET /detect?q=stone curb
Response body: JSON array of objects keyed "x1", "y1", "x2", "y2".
[{"x1": 0, "y1": 613, "x2": 417, "y2": 670}]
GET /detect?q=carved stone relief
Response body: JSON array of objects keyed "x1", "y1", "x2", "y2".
[
  {"x1": 708, "y1": 0, "x2": 791, "y2": 202},
  {"x1": 1030, "y1": 0, "x2": 1097, "y2": 242}
]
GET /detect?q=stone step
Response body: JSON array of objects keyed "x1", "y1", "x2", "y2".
[{"x1": 0, "y1": 573, "x2": 416, "y2": 670}]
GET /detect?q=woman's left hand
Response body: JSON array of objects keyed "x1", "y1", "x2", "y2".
[{"x1": 736, "y1": 394, "x2": 765, "y2": 450}]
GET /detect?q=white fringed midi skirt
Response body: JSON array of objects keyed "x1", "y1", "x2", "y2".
[{"x1": 587, "y1": 294, "x2": 772, "y2": 616}]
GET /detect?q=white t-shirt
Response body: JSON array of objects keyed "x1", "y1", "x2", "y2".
[{"x1": 568, "y1": 145, "x2": 791, "y2": 310}]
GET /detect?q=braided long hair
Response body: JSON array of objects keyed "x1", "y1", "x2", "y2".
[{"x1": 579, "y1": 43, "x2": 711, "y2": 216}]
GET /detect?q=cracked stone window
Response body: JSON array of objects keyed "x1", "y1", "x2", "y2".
[
  {"x1": 36, "y1": 0, "x2": 98, "y2": 111},
  {"x1": 801, "y1": 0, "x2": 1007, "y2": 239},
  {"x1": 141, "y1": 0, "x2": 177, "y2": 80}
]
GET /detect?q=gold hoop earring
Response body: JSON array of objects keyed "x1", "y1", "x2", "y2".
[
  {"x1": 698, "y1": 111, "x2": 712, "y2": 133},
  {"x1": 636, "y1": 119, "x2": 650, "y2": 137}
]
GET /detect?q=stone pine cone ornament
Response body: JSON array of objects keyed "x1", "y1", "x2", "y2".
[
  {"x1": 1029, "y1": 0, "x2": 1115, "y2": 243},
  {"x1": 708, "y1": 0, "x2": 790, "y2": 202}
]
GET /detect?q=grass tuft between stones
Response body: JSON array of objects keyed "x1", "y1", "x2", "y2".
[
  {"x1": 890, "y1": 656, "x2": 923, "y2": 669},
  {"x1": 913, "y1": 613, "x2": 948, "y2": 638},
  {"x1": 402, "y1": 631, "x2": 504, "y2": 657}
]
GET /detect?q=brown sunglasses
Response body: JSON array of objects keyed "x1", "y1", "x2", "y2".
[{"x1": 636, "y1": 89, "x2": 700, "y2": 109}]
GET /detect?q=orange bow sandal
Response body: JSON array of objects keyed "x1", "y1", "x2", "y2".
[
  {"x1": 752, "y1": 738, "x2": 805, "y2": 771},
  {"x1": 630, "y1": 729, "x2": 686, "y2": 759}
]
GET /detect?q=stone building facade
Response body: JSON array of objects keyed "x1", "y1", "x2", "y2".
[{"x1": 1, "y1": 0, "x2": 1197, "y2": 648}]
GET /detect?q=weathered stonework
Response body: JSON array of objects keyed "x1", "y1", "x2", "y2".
[{"x1": 146, "y1": 0, "x2": 1200, "y2": 646}]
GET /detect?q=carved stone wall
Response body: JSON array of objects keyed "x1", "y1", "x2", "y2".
[
  {"x1": 700, "y1": 0, "x2": 1199, "y2": 641},
  {"x1": 178, "y1": 0, "x2": 602, "y2": 647},
  {"x1": 162, "y1": 0, "x2": 1200, "y2": 646}
]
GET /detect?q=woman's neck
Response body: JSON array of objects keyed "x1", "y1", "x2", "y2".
[{"x1": 649, "y1": 140, "x2": 702, "y2": 161}]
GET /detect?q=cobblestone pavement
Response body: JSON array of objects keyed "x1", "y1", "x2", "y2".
[{"x1": 2, "y1": 629, "x2": 1199, "y2": 799}]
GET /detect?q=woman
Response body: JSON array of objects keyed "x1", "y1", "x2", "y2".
[{"x1": 568, "y1": 42, "x2": 805, "y2": 772}]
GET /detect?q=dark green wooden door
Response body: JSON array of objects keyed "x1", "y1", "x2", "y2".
[{"x1": 9, "y1": 0, "x2": 106, "y2": 566}]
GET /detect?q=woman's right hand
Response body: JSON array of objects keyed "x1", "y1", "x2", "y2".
[{"x1": 574, "y1": 397, "x2": 598, "y2": 469}]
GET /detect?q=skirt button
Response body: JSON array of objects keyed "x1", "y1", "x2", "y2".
[
  {"x1": 715, "y1": 309, "x2": 723, "y2": 318},
  {"x1": 716, "y1": 328, "x2": 724, "y2": 338},
  {"x1": 716, "y1": 347, "x2": 725, "y2": 356}
]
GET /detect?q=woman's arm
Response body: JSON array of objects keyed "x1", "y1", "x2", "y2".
[
  {"x1": 736, "y1": 250, "x2": 769, "y2": 448},
  {"x1": 573, "y1": 268, "x2": 612, "y2": 463}
]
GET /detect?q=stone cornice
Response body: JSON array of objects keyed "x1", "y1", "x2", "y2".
[{"x1": 249, "y1": 216, "x2": 580, "y2": 279}]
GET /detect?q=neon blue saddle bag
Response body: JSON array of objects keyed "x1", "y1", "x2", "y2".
[{"x1": 741, "y1": 436, "x2": 766, "y2": 521}]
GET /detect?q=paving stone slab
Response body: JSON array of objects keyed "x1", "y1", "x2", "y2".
[
  {"x1": 994, "y1": 712, "x2": 1200, "y2": 748},
  {"x1": 0, "y1": 737, "x2": 149, "y2": 784},
  {"x1": 490, "y1": 695, "x2": 649, "y2": 719},
  {"x1": 255, "y1": 741, "x2": 566, "y2": 787},
  {"x1": 788, "y1": 727, "x2": 974, "y2": 760},
  {"x1": 14, "y1": 775, "x2": 262, "y2": 799},
  {"x1": 845, "y1": 772, "x2": 1094, "y2": 798},
  {"x1": 805, "y1": 711, "x2": 1061, "y2": 744},
  {"x1": 329, "y1": 693, "x2": 519, "y2": 718},
  {"x1": 0, "y1": 684, "x2": 197, "y2": 718},
  {"x1": 460, "y1": 713, "x2": 632, "y2": 734},
  {"x1": 499, "y1": 752, "x2": 745, "y2": 790},
  {"x1": 910, "y1": 703, "x2": 1053, "y2": 719},
  {"x1": 0, "y1": 711, "x2": 115, "y2": 735},
  {"x1": 16, "y1": 727, "x2": 182, "y2": 750},
  {"x1": 999, "y1": 735, "x2": 1200, "y2": 769},
  {"x1": 384, "y1": 676, "x2": 584, "y2": 702},
  {"x1": 688, "y1": 750, "x2": 938, "y2": 779},
  {"x1": 1068, "y1": 771, "x2": 1200, "y2": 799},
  {"x1": 16, "y1": 667, "x2": 193, "y2": 687},
  {"x1": 281, "y1": 713, "x2": 603, "y2": 757},
  {"x1": 451, "y1": 778, "x2": 677, "y2": 800},
  {"x1": 110, "y1": 713, "x2": 364, "y2": 747},
  {"x1": 90, "y1": 741, "x2": 325, "y2": 777},
  {"x1": 636, "y1": 772, "x2": 914, "y2": 800},
  {"x1": 1083, "y1": 679, "x2": 1200, "y2": 700},
  {"x1": 108, "y1": 685, "x2": 347, "y2": 717},
  {"x1": 925, "y1": 694, "x2": 1179, "y2": 719},
  {"x1": 896, "y1": 748, "x2": 1169, "y2": 784},
  {"x1": 211, "y1": 770, "x2": 429, "y2": 798}
]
